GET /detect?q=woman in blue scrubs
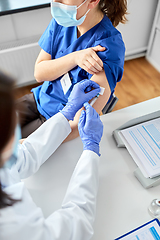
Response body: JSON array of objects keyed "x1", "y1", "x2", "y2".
[{"x1": 17, "y1": 0, "x2": 127, "y2": 141}]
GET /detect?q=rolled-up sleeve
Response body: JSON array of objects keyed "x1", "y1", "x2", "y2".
[{"x1": 88, "y1": 32, "x2": 125, "y2": 94}]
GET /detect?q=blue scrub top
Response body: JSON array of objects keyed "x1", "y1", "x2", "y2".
[{"x1": 32, "y1": 15, "x2": 125, "y2": 120}]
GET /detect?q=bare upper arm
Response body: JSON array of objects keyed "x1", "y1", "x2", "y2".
[
  {"x1": 34, "y1": 49, "x2": 51, "y2": 82},
  {"x1": 71, "y1": 70, "x2": 111, "y2": 126},
  {"x1": 89, "y1": 70, "x2": 111, "y2": 114},
  {"x1": 63, "y1": 70, "x2": 111, "y2": 142},
  {"x1": 73, "y1": 70, "x2": 111, "y2": 122}
]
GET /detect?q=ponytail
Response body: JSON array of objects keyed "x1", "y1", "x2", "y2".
[{"x1": 99, "y1": 0, "x2": 128, "y2": 27}]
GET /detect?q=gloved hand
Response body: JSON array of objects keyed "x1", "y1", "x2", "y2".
[
  {"x1": 78, "y1": 102, "x2": 103, "y2": 156},
  {"x1": 60, "y1": 79, "x2": 100, "y2": 121}
]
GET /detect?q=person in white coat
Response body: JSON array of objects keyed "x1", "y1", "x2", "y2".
[{"x1": 0, "y1": 71, "x2": 103, "y2": 240}]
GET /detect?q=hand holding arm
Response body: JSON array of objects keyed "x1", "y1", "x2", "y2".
[
  {"x1": 74, "y1": 45, "x2": 106, "y2": 75},
  {"x1": 34, "y1": 45, "x2": 105, "y2": 82}
]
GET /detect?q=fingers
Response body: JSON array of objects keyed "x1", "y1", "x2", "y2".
[
  {"x1": 84, "y1": 103, "x2": 102, "y2": 132},
  {"x1": 86, "y1": 88, "x2": 100, "y2": 99},
  {"x1": 84, "y1": 52, "x2": 103, "y2": 73},
  {"x1": 90, "y1": 45, "x2": 105, "y2": 71},
  {"x1": 90, "y1": 51, "x2": 103, "y2": 69},
  {"x1": 78, "y1": 110, "x2": 86, "y2": 128},
  {"x1": 84, "y1": 102, "x2": 100, "y2": 120},
  {"x1": 76, "y1": 79, "x2": 101, "y2": 100},
  {"x1": 84, "y1": 102, "x2": 95, "y2": 118},
  {"x1": 86, "y1": 58, "x2": 103, "y2": 73},
  {"x1": 92, "y1": 45, "x2": 106, "y2": 52},
  {"x1": 82, "y1": 47, "x2": 105, "y2": 74},
  {"x1": 81, "y1": 61, "x2": 100, "y2": 75},
  {"x1": 85, "y1": 85, "x2": 92, "y2": 93},
  {"x1": 83, "y1": 102, "x2": 93, "y2": 125},
  {"x1": 79, "y1": 80, "x2": 100, "y2": 99},
  {"x1": 74, "y1": 79, "x2": 100, "y2": 100},
  {"x1": 81, "y1": 79, "x2": 100, "y2": 91}
]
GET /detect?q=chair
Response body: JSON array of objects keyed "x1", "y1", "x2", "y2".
[{"x1": 102, "y1": 93, "x2": 118, "y2": 114}]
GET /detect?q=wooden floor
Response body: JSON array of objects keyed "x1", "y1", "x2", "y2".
[
  {"x1": 114, "y1": 57, "x2": 160, "y2": 111},
  {"x1": 15, "y1": 57, "x2": 160, "y2": 111}
]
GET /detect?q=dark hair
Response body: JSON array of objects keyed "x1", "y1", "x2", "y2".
[
  {"x1": 99, "y1": 0, "x2": 128, "y2": 27},
  {"x1": 0, "y1": 71, "x2": 17, "y2": 209}
]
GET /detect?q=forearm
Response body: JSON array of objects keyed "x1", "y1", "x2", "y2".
[
  {"x1": 62, "y1": 150, "x2": 99, "y2": 223},
  {"x1": 16, "y1": 113, "x2": 71, "y2": 179},
  {"x1": 34, "y1": 52, "x2": 77, "y2": 83},
  {"x1": 46, "y1": 150, "x2": 99, "y2": 240},
  {"x1": 63, "y1": 108, "x2": 82, "y2": 143},
  {"x1": 63, "y1": 125, "x2": 79, "y2": 143}
]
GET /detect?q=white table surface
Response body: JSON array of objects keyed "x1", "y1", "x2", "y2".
[{"x1": 23, "y1": 96, "x2": 160, "y2": 239}]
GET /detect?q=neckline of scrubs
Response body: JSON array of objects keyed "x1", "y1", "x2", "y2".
[{"x1": 75, "y1": 14, "x2": 106, "y2": 40}]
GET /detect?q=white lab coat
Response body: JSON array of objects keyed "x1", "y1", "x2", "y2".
[{"x1": 0, "y1": 112, "x2": 99, "y2": 240}]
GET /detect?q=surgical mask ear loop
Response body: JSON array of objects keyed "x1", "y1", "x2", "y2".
[
  {"x1": 77, "y1": 0, "x2": 88, "y2": 9},
  {"x1": 77, "y1": 0, "x2": 90, "y2": 16}
]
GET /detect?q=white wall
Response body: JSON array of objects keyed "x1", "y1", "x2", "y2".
[
  {"x1": 117, "y1": 0, "x2": 158, "y2": 59},
  {"x1": 0, "y1": 8, "x2": 52, "y2": 86},
  {"x1": 0, "y1": 7, "x2": 51, "y2": 44}
]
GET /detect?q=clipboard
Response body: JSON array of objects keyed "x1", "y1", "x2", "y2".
[
  {"x1": 115, "y1": 218, "x2": 160, "y2": 240},
  {"x1": 112, "y1": 110, "x2": 160, "y2": 148},
  {"x1": 112, "y1": 110, "x2": 160, "y2": 188}
]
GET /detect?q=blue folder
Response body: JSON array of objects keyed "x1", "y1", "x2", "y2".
[{"x1": 115, "y1": 219, "x2": 160, "y2": 240}]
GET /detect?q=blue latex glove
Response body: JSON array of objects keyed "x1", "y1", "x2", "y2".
[
  {"x1": 78, "y1": 102, "x2": 103, "y2": 156},
  {"x1": 60, "y1": 79, "x2": 100, "y2": 120}
]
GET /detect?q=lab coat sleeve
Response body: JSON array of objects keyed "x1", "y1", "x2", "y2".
[
  {"x1": 45, "y1": 150, "x2": 99, "y2": 240},
  {"x1": 16, "y1": 113, "x2": 71, "y2": 179},
  {"x1": 1, "y1": 150, "x2": 99, "y2": 240}
]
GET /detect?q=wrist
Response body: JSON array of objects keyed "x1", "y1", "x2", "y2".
[
  {"x1": 83, "y1": 142, "x2": 100, "y2": 156},
  {"x1": 60, "y1": 105, "x2": 75, "y2": 121},
  {"x1": 71, "y1": 51, "x2": 78, "y2": 66}
]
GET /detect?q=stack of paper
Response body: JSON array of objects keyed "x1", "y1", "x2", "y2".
[{"x1": 119, "y1": 117, "x2": 160, "y2": 178}]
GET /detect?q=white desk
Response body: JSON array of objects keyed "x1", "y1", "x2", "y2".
[{"x1": 23, "y1": 96, "x2": 160, "y2": 239}]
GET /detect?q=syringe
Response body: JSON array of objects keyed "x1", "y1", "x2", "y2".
[{"x1": 90, "y1": 87, "x2": 105, "y2": 106}]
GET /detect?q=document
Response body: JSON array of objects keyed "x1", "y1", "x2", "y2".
[
  {"x1": 119, "y1": 117, "x2": 160, "y2": 178},
  {"x1": 115, "y1": 219, "x2": 160, "y2": 240}
]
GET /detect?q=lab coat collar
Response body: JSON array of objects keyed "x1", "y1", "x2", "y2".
[{"x1": 0, "y1": 164, "x2": 21, "y2": 189}]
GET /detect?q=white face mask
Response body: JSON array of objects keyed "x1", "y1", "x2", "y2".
[{"x1": 51, "y1": 0, "x2": 90, "y2": 27}]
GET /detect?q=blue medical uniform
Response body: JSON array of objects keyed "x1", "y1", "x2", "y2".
[{"x1": 32, "y1": 15, "x2": 125, "y2": 120}]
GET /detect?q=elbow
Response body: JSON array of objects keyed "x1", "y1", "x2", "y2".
[
  {"x1": 35, "y1": 76, "x2": 43, "y2": 83},
  {"x1": 34, "y1": 67, "x2": 43, "y2": 83}
]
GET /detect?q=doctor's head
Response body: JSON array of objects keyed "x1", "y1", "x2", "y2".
[
  {"x1": 0, "y1": 71, "x2": 19, "y2": 209},
  {"x1": 0, "y1": 71, "x2": 17, "y2": 168},
  {"x1": 51, "y1": 0, "x2": 127, "y2": 28}
]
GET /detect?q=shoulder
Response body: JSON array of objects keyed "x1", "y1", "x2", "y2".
[
  {"x1": 98, "y1": 15, "x2": 121, "y2": 37},
  {"x1": 45, "y1": 19, "x2": 75, "y2": 40},
  {"x1": 38, "y1": 19, "x2": 64, "y2": 53},
  {"x1": 93, "y1": 16, "x2": 125, "y2": 66},
  {"x1": 46, "y1": 18, "x2": 63, "y2": 34},
  {"x1": 95, "y1": 15, "x2": 125, "y2": 53}
]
